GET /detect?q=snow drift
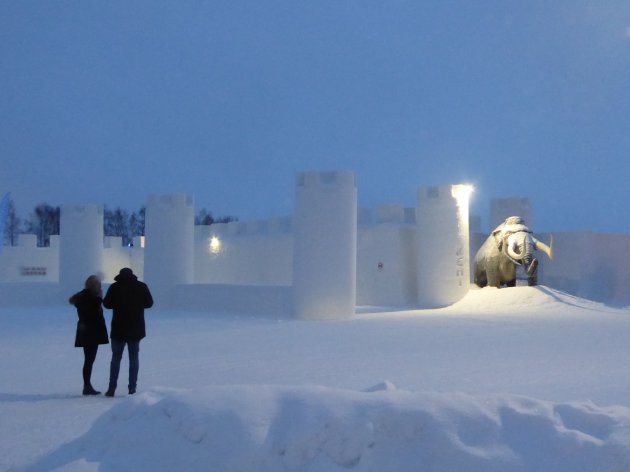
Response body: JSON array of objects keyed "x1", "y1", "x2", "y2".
[
  {"x1": 6, "y1": 286, "x2": 630, "y2": 471},
  {"x1": 21, "y1": 383, "x2": 630, "y2": 472},
  {"x1": 447, "y1": 285, "x2": 614, "y2": 314}
]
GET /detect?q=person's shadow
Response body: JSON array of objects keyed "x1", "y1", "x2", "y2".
[{"x1": 0, "y1": 392, "x2": 81, "y2": 403}]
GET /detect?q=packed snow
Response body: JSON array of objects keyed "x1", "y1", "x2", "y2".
[{"x1": 3, "y1": 286, "x2": 630, "y2": 471}]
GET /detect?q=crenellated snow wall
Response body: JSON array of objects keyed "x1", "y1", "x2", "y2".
[{"x1": 3, "y1": 173, "x2": 630, "y2": 312}]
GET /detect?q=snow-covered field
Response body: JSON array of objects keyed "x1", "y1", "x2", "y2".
[{"x1": 3, "y1": 286, "x2": 630, "y2": 471}]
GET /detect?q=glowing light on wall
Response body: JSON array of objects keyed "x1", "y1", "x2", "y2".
[
  {"x1": 209, "y1": 236, "x2": 221, "y2": 254},
  {"x1": 451, "y1": 184, "x2": 473, "y2": 289},
  {"x1": 451, "y1": 184, "x2": 474, "y2": 207}
]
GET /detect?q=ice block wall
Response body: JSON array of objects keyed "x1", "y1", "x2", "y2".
[
  {"x1": 144, "y1": 194, "x2": 194, "y2": 287},
  {"x1": 416, "y1": 184, "x2": 471, "y2": 307},
  {"x1": 59, "y1": 204, "x2": 104, "y2": 290},
  {"x1": 292, "y1": 171, "x2": 357, "y2": 319}
]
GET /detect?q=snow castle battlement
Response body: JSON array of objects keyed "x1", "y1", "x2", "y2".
[{"x1": 0, "y1": 173, "x2": 471, "y2": 317}]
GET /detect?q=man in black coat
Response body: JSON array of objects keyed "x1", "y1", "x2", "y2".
[{"x1": 103, "y1": 267, "x2": 153, "y2": 397}]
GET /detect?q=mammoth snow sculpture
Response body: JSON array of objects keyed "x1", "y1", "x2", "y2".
[{"x1": 474, "y1": 216, "x2": 553, "y2": 288}]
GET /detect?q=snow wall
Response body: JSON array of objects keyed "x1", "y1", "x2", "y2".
[
  {"x1": 194, "y1": 219, "x2": 293, "y2": 286},
  {"x1": 357, "y1": 205, "x2": 417, "y2": 307},
  {"x1": 490, "y1": 197, "x2": 533, "y2": 230},
  {"x1": 103, "y1": 236, "x2": 145, "y2": 283},
  {"x1": 0, "y1": 234, "x2": 59, "y2": 283}
]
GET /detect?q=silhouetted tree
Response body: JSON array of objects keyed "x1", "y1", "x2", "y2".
[
  {"x1": 104, "y1": 205, "x2": 147, "y2": 245},
  {"x1": 195, "y1": 208, "x2": 214, "y2": 225},
  {"x1": 134, "y1": 206, "x2": 146, "y2": 236},
  {"x1": 26, "y1": 204, "x2": 60, "y2": 247},
  {"x1": 4, "y1": 198, "x2": 22, "y2": 246},
  {"x1": 215, "y1": 216, "x2": 238, "y2": 224},
  {"x1": 9, "y1": 201, "x2": 235, "y2": 247},
  {"x1": 104, "y1": 206, "x2": 131, "y2": 245},
  {"x1": 195, "y1": 208, "x2": 238, "y2": 226}
]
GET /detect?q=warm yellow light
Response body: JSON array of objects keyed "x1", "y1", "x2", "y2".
[
  {"x1": 451, "y1": 184, "x2": 474, "y2": 205},
  {"x1": 209, "y1": 236, "x2": 221, "y2": 254}
]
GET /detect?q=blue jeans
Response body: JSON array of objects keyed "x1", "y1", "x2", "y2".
[{"x1": 108, "y1": 338, "x2": 140, "y2": 392}]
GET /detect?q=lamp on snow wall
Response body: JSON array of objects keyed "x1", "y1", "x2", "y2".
[
  {"x1": 209, "y1": 236, "x2": 221, "y2": 254},
  {"x1": 451, "y1": 184, "x2": 474, "y2": 209}
]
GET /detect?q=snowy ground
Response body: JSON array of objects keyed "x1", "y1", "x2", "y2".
[{"x1": 2, "y1": 286, "x2": 630, "y2": 471}]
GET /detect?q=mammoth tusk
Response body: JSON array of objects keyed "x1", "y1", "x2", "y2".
[
  {"x1": 535, "y1": 235, "x2": 553, "y2": 260},
  {"x1": 506, "y1": 242, "x2": 521, "y2": 261}
]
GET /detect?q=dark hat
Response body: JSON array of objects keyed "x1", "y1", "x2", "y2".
[{"x1": 114, "y1": 267, "x2": 136, "y2": 282}]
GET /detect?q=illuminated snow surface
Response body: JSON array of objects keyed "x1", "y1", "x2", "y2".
[{"x1": 3, "y1": 286, "x2": 630, "y2": 471}]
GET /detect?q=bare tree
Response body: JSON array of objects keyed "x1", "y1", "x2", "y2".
[
  {"x1": 26, "y1": 204, "x2": 60, "y2": 247},
  {"x1": 5, "y1": 198, "x2": 22, "y2": 246},
  {"x1": 195, "y1": 208, "x2": 238, "y2": 226}
]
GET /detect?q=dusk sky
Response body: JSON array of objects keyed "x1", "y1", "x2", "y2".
[{"x1": 2, "y1": 1, "x2": 629, "y2": 233}]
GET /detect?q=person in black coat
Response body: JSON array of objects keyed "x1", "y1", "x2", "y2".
[
  {"x1": 69, "y1": 275, "x2": 109, "y2": 395},
  {"x1": 103, "y1": 267, "x2": 153, "y2": 397}
]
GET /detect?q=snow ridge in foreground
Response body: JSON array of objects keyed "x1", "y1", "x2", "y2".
[{"x1": 21, "y1": 384, "x2": 630, "y2": 472}]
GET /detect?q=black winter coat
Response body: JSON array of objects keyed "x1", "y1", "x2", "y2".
[
  {"x1": 103, "y1": 272, "x2": 153, "y2": 341},
  {"x1": 70, "y1": 289, "x2": 109, "y2": 347}
]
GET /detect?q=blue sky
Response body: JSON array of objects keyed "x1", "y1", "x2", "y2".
[{"x1": 1, "y1": 1, "x2": 629, "y2": 233}]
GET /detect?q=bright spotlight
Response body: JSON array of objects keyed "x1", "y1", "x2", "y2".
[
  {"x1": 209, "y1": 236, "x2": 221, "y2": 254},
  {"x1": 451, "y1": 184, "x2": 474, "y2": 205}
]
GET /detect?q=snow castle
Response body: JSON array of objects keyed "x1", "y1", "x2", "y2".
[
  {"x1": 3, "y1": 170, "x2": 630, "y2": 314},
  {"x1": 0, "y1": 171, "x2": 474, "y2": 318}
]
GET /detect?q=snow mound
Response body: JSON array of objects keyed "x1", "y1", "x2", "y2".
[
  {"x1": 447, "y1": 286, "x2": 614, "y2": 314},
  {"x1": 22, "y1": 385, "x2": 630, "y2": 472}
]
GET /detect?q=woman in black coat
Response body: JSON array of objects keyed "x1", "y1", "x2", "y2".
[{"x1": 69, "y1": 275, "x2": 109, "y2": 395}]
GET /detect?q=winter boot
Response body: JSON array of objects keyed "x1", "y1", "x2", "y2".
[{"x1": 82, "y1": 385, "x2": 101, "y2": 396}]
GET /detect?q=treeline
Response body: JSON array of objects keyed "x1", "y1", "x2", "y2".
[{"x1": 2, "y1": 199, "x2": 237, "y2": 247}]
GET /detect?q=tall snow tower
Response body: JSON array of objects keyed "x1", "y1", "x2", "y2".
[
  {"x1": 416, "y1": 184, "x2": 472, "y2": 307},
  {"x1": 59, "y1": 204, "x2": 104, "y2": 291},
  {"x1": 292, "y1": 171, "x2": 357, "y2": 320},
  {"x1": 144, "y1": 194, "x2": 194, "y2": 290}
]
